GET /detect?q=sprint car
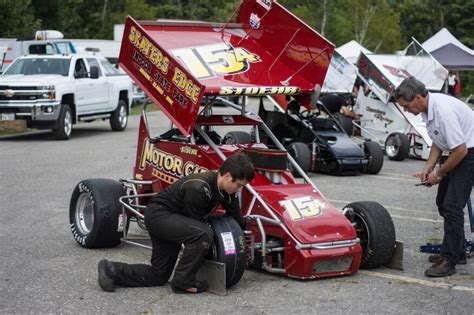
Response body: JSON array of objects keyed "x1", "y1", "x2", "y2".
[
  {"x1": 69, "y1": 0, "x2": 400, "y2": 291},
  {"x1": 255, "y1": 96, "x2": 384, "y2": 175}
]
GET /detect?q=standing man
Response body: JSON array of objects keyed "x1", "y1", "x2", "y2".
[
  {"x1": 395, "y1": 77, "x2": 474, "y2": 277},
  {"x1": 98, "y1": 152, "x2": 255, "y2": 293}
]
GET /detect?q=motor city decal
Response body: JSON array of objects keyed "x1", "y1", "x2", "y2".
[
  {"x1": 280, "y1": 196, "x2": 326, "y2": 221},
  {"x1": 139, "y1": 138, "x2": 208, "y2": 178},
  {"x1": 219, "y1": 86, "x2": 300, "y2": 96},
  {"x1": 128, "y1": 25, "x2": 202, "y2": 107},
  {"x1": 171, "y1": 43, "x2": 261, "y2": 80}
]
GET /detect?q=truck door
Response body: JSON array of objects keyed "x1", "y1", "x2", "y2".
[
  {"x1": 86, "y1": 58, "x2": 109, "y2": 111},
  {"x1": 74, "y1": 58, "x2": 99, "y2": 114}
]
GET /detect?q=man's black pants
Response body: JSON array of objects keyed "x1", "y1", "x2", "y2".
[
  {"x1": 111, "y1": 206, "x2": 213, "y2": 288},
  {"x1": 436, "y1": 148, "x2": 474, "y2": 265}
]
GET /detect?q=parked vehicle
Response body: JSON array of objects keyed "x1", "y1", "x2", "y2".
[
  {"x1": 0, "y1": 53, "x2": 133, "y2": 139},
  {"x1": 0, "y1": 30, "x2": 77, "y2": 73},
  {"x1": 352, "y1": 40, "x2": 448, "y2": 160},
  {"x1": 257, "y1": 96, "x2": 384, "y2": 176},
  {"x1": 69, "y1": 0, "x2": 400, "y2": 291}
]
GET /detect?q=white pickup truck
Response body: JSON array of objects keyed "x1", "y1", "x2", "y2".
[{"x1": 0, "y1": 53, "x2": 133, "y2": 139}]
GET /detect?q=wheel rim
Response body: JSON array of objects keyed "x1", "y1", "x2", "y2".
[
  {"x1": 75, "y1": 193, "x2": 94, "y2": 235},
  {"x1": 385, "y1": 136, "x2": 400, "y2": 157},
  {"x1": 64, "y1": 110, "x2": 72, "y2": 136},
  {"x1": 352, "y1": 212, "x2": 370, "y2": 256},
  {"x1": 118, "y1": 105, "x2": 128, "y2": 128}
]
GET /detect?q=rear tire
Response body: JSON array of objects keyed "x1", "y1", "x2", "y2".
[
  {"x1": 363, "y1": 141, "x2": 384, "y2": 174},
  {"x1": 110, "y1": 100, "x2": 128, "y2": 131},
  {"x1": 53, "y1": 104, "x2": 72, "y2": 140},
  {"x1": 344, "y1": 201, "x2": 395, "y2": 269},
  {"x1": 69, "y1": 179, "x2": 125, "y2": 248},
  {"x1": 223, "y1": 131, "x2": 251, "y2": 144},
  {"x1": 208, "y1": 215, "x2": 246, "y2": 288},
  {"x1": 288, "y1": 142, "x2": 311, "y2": 177},
  {"x1": 385, "y1": 132, "x2": 409, "y2": 161}
]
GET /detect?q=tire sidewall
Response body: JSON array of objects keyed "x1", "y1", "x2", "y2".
[
  {"x1": 69, "y1": 179, "x2": 124, "y2": 248},
  {"x1": 208, "y1": 215, "x2": 246, "y2": 288},
  {"x1": 55, "y1": 104, "x2": 72, "y2": 140},
  {"x1": 288, "y1": 142, "x2": 311, "y2": 176}
]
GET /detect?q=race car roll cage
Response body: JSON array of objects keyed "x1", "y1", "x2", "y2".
[{"x1": 116, "y1": 96, "x2": 360, "y2": 274}]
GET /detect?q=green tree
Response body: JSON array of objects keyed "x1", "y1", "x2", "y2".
[
  {"x1": 0, "y1": 0, "x2": 41, "y2": 37},
  {"x1": 282, "y1": 0, "x2": 401, "y2": 52}
]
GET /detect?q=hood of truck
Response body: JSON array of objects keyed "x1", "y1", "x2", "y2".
[{"x1": 0, "y1": 74, "x2": 67, "y2": 86}]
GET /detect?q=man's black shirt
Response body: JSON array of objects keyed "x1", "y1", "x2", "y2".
[{"x1": 147, "y1": 172, "x2": 243, "y2": 226}]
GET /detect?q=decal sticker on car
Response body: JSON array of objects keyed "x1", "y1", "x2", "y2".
[
  {"x1": 249, "y1": 13, "x2": 261, "y2": 29},
  {"x1": 221, "y1": 232, "x2": 236, "y2": 255},
  {"x1": 280, "y1": 196, "x2": 326, "y2": 220},
  {"x1": 171, "y1": 43, "x2": 261, "y2": 80},
  {"x1": 257, "y1": 0, "x2": 272, "y2": 10}
]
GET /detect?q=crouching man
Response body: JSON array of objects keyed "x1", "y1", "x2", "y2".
[{"x1": 98, "y1": 152, "x2": 255, "y2": 293}]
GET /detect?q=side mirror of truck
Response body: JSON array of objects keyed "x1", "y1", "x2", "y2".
[{"x1": 89, "y1": 66, "x2": 99, "y2": 79}]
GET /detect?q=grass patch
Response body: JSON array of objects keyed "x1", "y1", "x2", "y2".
[
  {"x1": 0, "y1": 128, "x2": 35, "y2": 136},
  {"x1": 130, "y1": 102, "x2": 160, "y2": 115}
]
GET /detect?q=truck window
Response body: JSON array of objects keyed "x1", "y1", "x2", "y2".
[
  {"x1": 3, "y1": 58, "x2": 70, "y2": 76},
  {"x1": 99, "y1": 59, "x2": 122, "y2": 76},
  {"x1": 28, "y1": 44, "x2": 55, "y2": 55},
  {"x1": 86, "y1": 58, "x2": 102, "y2": 77},
  {"x1": 74, "y1": 59, "x2": 88, "y2": 78}
]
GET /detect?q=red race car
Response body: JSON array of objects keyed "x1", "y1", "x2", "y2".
[{"x1": 69, "y1": 0, "x2": 400, "y2": 291}]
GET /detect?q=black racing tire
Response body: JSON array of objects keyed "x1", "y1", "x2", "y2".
[
  {"x1": 69, "y1": 179, "x2": 125, "y2": 248},
  {"x1": 344, "y1": 201, "x2": 395, "y2": 269},
  {"x1": 288, "y1": 142, "x2": 311, "y2": 177},
  {"x1": 334, "y1": 112, "x2": 354, "y2": 135},
  {"x1": 53, "y1": 104, "x2": 73, "y2": 140},
  {"x1": 208, "y1": 215, "x2": 246, "y2": 288},
  {"x1": 363, "y1": 140, "x2": 384, "y2": 174},
  {"x1": 385, "y1": 132, "x2": 410, "y2": 161},
  {"x1": 110, "y1": 99, "x2": 128, "y2": 131},
  {"x1": 223, "y1": 131, "x2": 251, "y2": 144}
]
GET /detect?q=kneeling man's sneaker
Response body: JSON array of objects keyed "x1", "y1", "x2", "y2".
[
  {"x1": 425, "y1": 259, "x2": 456, "y2": 277},
  {"x1": 98, "y1": 259, "x2": 115, "y2": 292}
]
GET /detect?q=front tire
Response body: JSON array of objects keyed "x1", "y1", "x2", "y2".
[
  {"x1": 53, "y1": 104, "x2": 72, "y2": 140},
  {"x1": 110, "y1": 100, "x2": 128, "y2": 131},
  {"x1": 69, "y1": 179, "x2": 125, "y2": 248},
  {"x1": 385, "y1": 132, "x2": 410, "y2": 161},
  {"x1": 363, "y1": 141, "x2": 384, "y2": 174},
  {"x1": 344, "y1": 201, "x2": 395, "y2": 269},
  {"x1": 208, "y1": 215, "x2": 246, "y2": 288}
]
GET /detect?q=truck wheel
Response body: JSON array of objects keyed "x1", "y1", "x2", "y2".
[
  {"x1": 69, "y1": 179, "x2": 125, "y2": 248},
  {"x1": 53, "y1": 105, "x2": 72, "y2": 140},
  {"x1": 344, "y1": 201, "x2": 395, "y2": 269},
  {"x1": 288, "y1": 142, "x2": 310, "y2": 177},
  {"x1": 363, "y1": 141, "x2": 384, "y2": 174},
  {"x1": 223, "y1": 131, "x2": 251, "y2": 144},
  {"x1": 110, "y1": 100, "x2": 128, "y2": 131},
  {"x1": 207, "y1": 215, "x2": 246, "y2": 288},
  {"x1": 385, "y1": 132, "x2": 410, "y2": 161}
]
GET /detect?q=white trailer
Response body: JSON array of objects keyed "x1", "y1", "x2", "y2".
[{"x1": 352, "y1": 39, "x2": 448, "y2": 161}]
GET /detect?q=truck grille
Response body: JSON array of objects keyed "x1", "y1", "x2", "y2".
[{"x1": 0, "y1": 86, "x2": 41, "y2": 101}]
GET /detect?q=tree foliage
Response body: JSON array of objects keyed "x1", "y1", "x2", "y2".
[{"x1": 0, "y1": 0, "x2": 473, "y2": 93}]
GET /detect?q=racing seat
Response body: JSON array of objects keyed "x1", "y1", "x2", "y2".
[
  {"x1": 244, "y1": 147, "x2": 287, "y2": 184},
  {"x1": 310, "y1": 117, "x2": 334, "y2": 131}
]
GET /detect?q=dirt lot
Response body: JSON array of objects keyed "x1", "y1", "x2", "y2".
[{"x1": 0, "y1": 108, "x2": 473, "y2": 314}]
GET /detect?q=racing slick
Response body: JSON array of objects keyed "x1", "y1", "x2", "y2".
[{"x1": 98, "y1": 152, "x2": 255, "y2": 293}]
